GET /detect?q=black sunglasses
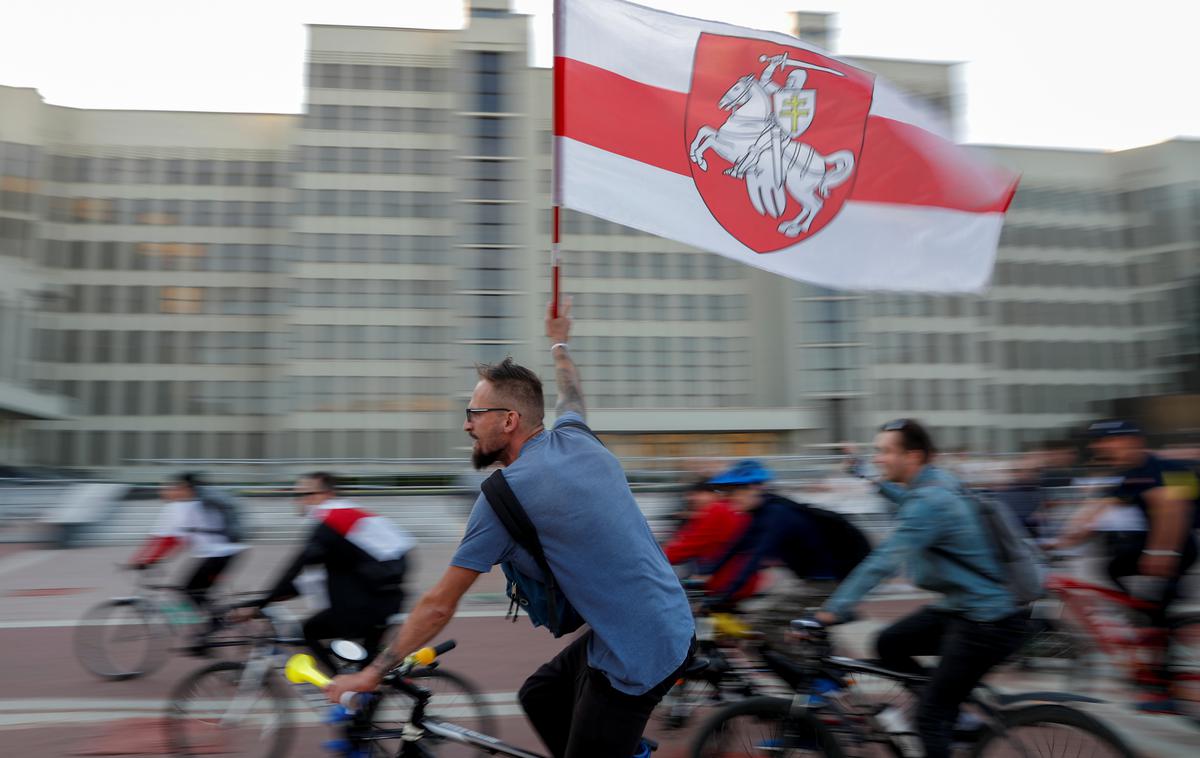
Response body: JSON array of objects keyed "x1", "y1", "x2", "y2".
[
  {"x1": 465, "y1": 407, "x2": 512, "y2": 421},
  {"x1": 881, "y1": 418, "x2": 914, "y2": 432}
]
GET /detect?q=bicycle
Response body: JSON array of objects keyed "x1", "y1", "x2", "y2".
[
  {"x1": 657, "y1": 582, "x2": 788, "y2": 730},
  {"x1": 286, "y1": 640, "x2": 659, "y2": 758},
  {"x1": 1017, "y1": 563, "x2": 1200, "y2": 723},
  {"x1": 691, "y1": 619, "x2": 1136, "y2": 757},
  {"x1": 73, "y1": 564, "x2": 249, "y2": 680},
  {"x1": 165, "y1": 612, "x2": 493, "y2": 758}
]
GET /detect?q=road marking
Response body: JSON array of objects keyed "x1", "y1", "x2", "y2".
[
  {"x1": 0, "y1": 695, "x2": 528, "y2": 730},
  {"x1": 0, "y1": 550, "x2": 55, "y2": 578},
  {"x1": 0, "y1": 607, "x2": 519, "y2": 629}
]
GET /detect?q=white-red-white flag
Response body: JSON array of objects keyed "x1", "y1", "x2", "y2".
[{"x1": 556, "y1": 0, "x2": 1019, "y2": 292}]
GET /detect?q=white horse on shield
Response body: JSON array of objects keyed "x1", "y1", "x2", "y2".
[{"x1": 688, "y1": 73, "x2": 855, "y2": 237}]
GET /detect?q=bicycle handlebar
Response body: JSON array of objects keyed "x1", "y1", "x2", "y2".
[{"x1": 283, "y1": 639, "x2": 458, "y2": 710}]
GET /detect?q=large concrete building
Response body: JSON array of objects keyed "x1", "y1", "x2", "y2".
[{"x1": 0, "y1": 1, "x2": 1195, "y2": 472}]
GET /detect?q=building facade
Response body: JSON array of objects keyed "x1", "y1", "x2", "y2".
[{"x1": 0, "y1": 1, "x2": 1195, "y2": 472}]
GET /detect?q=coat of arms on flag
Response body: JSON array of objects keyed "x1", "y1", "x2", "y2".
[{"x1": 686, "y1": 34, "x2": 874, "y2": 252}]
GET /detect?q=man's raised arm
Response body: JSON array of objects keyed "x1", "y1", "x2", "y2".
[{"x1": 547, "y1": 298, "x2": 586, "y2": 419}]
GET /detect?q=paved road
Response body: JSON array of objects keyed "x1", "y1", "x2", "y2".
[{"x1": 1, "y1": 544, "x2": 1197, "y2": 756}]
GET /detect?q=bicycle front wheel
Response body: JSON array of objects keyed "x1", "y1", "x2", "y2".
[
  {"x1": 165, "y1": 660, "x2": 293, "y2": 758},
  {"x1": 1167, "y1": 613, "x2": 1200, "y2": 725},
  {"x1": 73, "y1": 599, "x2": 169, "y2": 681},
  {"x1": 970, "y1": 704, "x2": 1133, "y2": 758},
  {"x1": 691, "y1": 695, "x2": 845, "y2": 758},
  {"x1": 365, "y1": 666, "x2": 496, "y2": 758}
]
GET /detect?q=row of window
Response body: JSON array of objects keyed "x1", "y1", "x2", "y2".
[
  {"x1": 303, "y1": 104, "x2": 449, "y2": 134},
  {"x1": 1, "y1": 187, "x2": 35, "y2": 213},
  {"x1": 993, "y1": 299, "x2": 1147, "y2": 328},
  {"x1": 43, "y1": 240, "x2": 286, "y2": 273},
  {"x1": 55, "y1": 379, "x2": 283, "y2": 416},
  {"x1": 1000, "y1": 222, "x2": 1172, "y2": 250},
  {"x1": 993, "y1": 254, "x2": 1188, "y2": 289},
  {"x1": 51, "y1": 286, "x2": 285, "y2": 317},
  {"x1": 556, "y1": 249, "x2": 742, "y2": 280},
  {"x1": 46, "y1": 155, "x2": 289, "y2": 187},
  {"x1": 291, "y1": 326, "x2": 452, "y2": 361},
  {"x1": 571, "y1": 293, "x2": 748, "y2": 322},
  {"x1": 35, "y1": 329, "x2": 284, "y2": 365},
  {"x1": 298, "y1": 146, "x2": 450, "y2": 175},
  {"x1": 569, "y1": 336, "x2": 751, "y2": 368},
  {"x1": 294, "y1": 233, "x2": 451, "y2": 265},
  {"x1": 0, "y1": 141, "x2": 39, "y2": 178},
  {"x1": 307, "y1": 62, "x2": 448, "y2": 92},
  {"x1": 44, "y1": 197, "x2": 290, "y2": 227},
  {"x1": 873, "y1": 379, "x2": 1143, "y2": 417},
  {"x1": 991, "y1": 260, "x2": 1130, "y2": 288},
  {"x1": 994, "y1": 339, "x2": 1153, "y2": 371},
  {"x1": 868, "y1": 331, "x2": 980, "y2": 365},
  {"x1": 295, "y1": 189, "x2": 453, "y2": 219},
  {"x1": 29, "y1": 428, "x2": 454, "y2": 467},
  {"x1": 1009, "y1": 187, "x2": 1125, "y2": 215}
]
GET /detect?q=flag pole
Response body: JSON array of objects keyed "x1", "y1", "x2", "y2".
[{"x1": 551, "y1": 0, "x2": 564, "y2": 318}]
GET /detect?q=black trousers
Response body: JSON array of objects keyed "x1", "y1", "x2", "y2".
[
  {"x1": 518, "y1": 631, "x2": 693, "y2": 758},
  {"x1": 182, "y1": 554, "x2": 238, "y2": 610},
  {"x1": 876, "y1": 606, "x2": 1028, "y2": 758},
  {"x1": 302, "y1": 598, "x2": 402, "y2": 675}
]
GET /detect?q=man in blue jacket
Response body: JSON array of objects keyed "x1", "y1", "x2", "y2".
[{"x1": 817, "y1": 419, "x2": 1028, "y2": 758}]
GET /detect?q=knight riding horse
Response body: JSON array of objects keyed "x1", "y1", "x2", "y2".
[{"x1": 689, "y1": 53, "x2": 856, "y2": 237}]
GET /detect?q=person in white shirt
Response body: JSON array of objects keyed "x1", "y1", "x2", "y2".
[{"x1": 129, "y1": 472, "x2": 247, "y2": 611}]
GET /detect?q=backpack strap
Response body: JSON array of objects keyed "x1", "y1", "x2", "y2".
[
  {"x1": 926, "y1": 487, "x2": 1007, "y2": 587},
  {"x1": 927, "y1": 545, "x2": 1005, "y2": 587},
  {"x1": 481, "y1": 470, "x2": 563, "y2": 625},
  {"x1": 555, "y1": 419, "x2": 605, "y2": 447}
]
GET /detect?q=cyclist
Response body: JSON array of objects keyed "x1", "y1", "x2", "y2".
[
  {"x1": 327, "y1": 299, "x2": 695, "y2": 758},
  {"x1": 130, "y1": 472, "x2": 246, "y2": 613},
  {"x1": 1085, "y1": 420, "x2": 1197, "y2": 712},
  {"x1": 234, "y1": 472, "x2": 414, "y2": 675},
  {"x1": 662, "y1": 477, "x2": 763, "y2": 603},
  {"x1": 702, "y1": 460, "x2": 870, "y2": 611},
  {"x1": 816, "y1": 419, "x2": 1029, "y2": 758}
]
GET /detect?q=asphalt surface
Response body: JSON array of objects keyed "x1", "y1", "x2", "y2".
[{"x1": 2, "y1": 543, "x2": 1198, "y2": 757}]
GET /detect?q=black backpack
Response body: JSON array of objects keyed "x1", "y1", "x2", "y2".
[{"x1": 794, "y1": 502, "x2": 872, "y2": 579}]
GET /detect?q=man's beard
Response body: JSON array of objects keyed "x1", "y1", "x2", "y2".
[{"x1": 471, "y1": 440, "x2": 503, "y2": 470}]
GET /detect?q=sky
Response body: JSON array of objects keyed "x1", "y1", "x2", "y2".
[{"x1": 1, "y1": 0, "x2": 1195, "y2": 151}]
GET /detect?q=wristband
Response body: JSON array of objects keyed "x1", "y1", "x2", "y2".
[
  {"x1": 551, "y1": 342, "x2": 569, "y2": 353},
  {"x1": 1143, "y1": 549, "x2": 1181, "y2": 557}
]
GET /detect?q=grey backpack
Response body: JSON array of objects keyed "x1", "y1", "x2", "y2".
[{"x1": 930, "y1": 488, "x2": 1045, "y2": 607}]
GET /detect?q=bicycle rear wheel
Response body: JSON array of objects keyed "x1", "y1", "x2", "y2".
[
  {"x1": 73, "y1": 598, "x2": 169, "y2": 681},
  {"x1": 691, "y1": 695, "x2": 845, "y2": 758},
  {"x1": 365, "y1": 666, "x2": 496, "y2": 758},
  {"x1": 969, "y1": 704, "x2": 1133, "y2": 758},
  {"x1": 165, "y1": 660, "x2": 293, "y2": 758},
  {"x1": 1167, "y1": 613, "x2": 1200, "y2": 725}
]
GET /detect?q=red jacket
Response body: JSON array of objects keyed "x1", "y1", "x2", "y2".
[{"x1": 664, "y1": 500, "x2": 763, "y2": 601}]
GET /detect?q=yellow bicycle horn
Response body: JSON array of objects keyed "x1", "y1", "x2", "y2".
[{"x1": 285, "y1": 653, "x2": 332, "y2": 688}]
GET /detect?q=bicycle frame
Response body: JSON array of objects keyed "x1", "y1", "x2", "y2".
[
  {"x1": 354, "y1": 676, "x2": 546, "y2": 758},
  {"x1": 1042, "y1": 573, "x2": 1165, "y2": 682}
]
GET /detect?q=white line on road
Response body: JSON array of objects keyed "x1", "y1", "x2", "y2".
[
  {"x1": 0, "y1": 607, "x2": 517, "y2": 629},
  {"x1": 0, "y1": 550, "x2": 55, "y2": 579}
]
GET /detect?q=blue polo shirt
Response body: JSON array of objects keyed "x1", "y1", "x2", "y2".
[{"x1": 451, "y1": 412, "x2": 694, "y2": 695}]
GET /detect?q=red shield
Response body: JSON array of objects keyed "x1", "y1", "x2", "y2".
[{"x1": 685, "y1": 34, "x2": 874, "y2": 253}]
